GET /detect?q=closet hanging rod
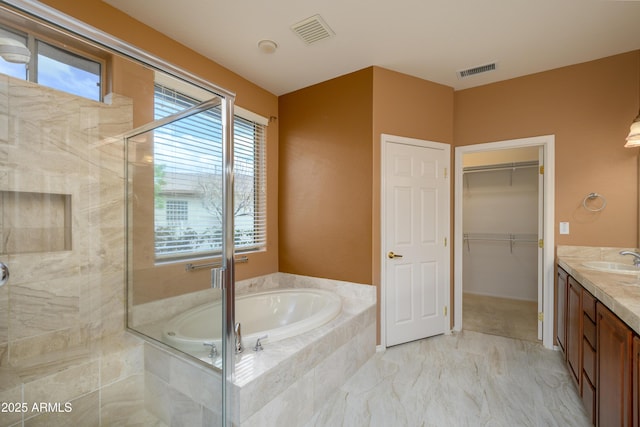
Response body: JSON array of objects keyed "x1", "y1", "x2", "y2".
[
  {"x1": 463, "y1": 233, "x2": 538, "y2": 254},
  {"x1": 463, "y1": 237, "x2": 538, "y2": 243},
  {"x1": 463, "y1": 160, "x2": 539, "y2": 174}
]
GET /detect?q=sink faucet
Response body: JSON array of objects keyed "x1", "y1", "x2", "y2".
[
  {"x1": 234, "y1": 322, "x2": 244, "y2": 354},
  {"x1": 620, "y1": 250, "x2": 640, "y2": 266}
]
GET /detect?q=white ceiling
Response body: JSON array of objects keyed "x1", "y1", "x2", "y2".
[{"x1": 103, "y1": 0, "x2": 640, "y2": 96}]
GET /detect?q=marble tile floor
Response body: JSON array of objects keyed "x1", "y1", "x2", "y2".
[
  {"x1": 305, "y1": 330, "x2": 590, "y2": 427},
  {"x1": 463, "y1": 293, "x2": 539, "y2": 343}
]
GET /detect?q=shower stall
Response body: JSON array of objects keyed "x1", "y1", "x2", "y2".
[{"x1": 0, "y1": 1, "x2": 236, "y2": 425}]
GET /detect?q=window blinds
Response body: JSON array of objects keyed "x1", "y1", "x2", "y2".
[{"x1": 153, "y1": 84, "x2": 266, "y2": 260}]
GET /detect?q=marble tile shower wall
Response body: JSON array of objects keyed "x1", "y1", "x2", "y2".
[{"x1": 0, "y1": 75, "x2": 149, "y2": 426}]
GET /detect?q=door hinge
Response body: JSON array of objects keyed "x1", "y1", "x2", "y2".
[
  {"x1": 538, "y1": 239, "x2": 544, "y2": 249},
  {"x1": 444, "y1": 237, "x2": 447, "y2": 247},
  {"x1": 444, "y1": 167, "x2": 448, "y2": 179},
  {"x1": 444, "y1": 306, "x2": 448, "y2": 316},
  {"x1": 538, "y1": 312, "x2": 544, "y2": 322},
  {"x1": 539, "y1": 165, "x2": 544, "y2": 175}
]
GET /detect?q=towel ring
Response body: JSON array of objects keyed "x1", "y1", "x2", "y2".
[{"x1": 582, "y1": 193, "x2": 607, "y2": 212}]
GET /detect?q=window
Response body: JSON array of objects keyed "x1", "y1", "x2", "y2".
[
  {"x1": 0, "y1": 27, "x2": 28, "y2": 80},
  {"x1": 0, "y1": 24, "x2": 102, "y2": 101},
  {"x1": 36, "y1": 41, "x2": 101, "y2": 101},
  {"x1": 153, "y1": 82, "x2": 267, "y2": 260},
  {"x1": 166, "y1": 200, "x2": 189, "y2": 224}
]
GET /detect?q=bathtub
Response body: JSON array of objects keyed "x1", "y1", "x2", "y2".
[{"x1": 162, "y1": 288, "x2": 342, "y2": 352}]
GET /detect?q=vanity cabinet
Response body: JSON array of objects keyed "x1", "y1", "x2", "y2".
[
  {"x1": 633, "y1": 336, "x2": 640, "y2": 427},
  {"x1": 582, "y1": 290, "x2": 597, "y2": 425},
  {"x1": 567, "y1": 276, "x2": 583, "y2": 386},
  {"x1": 556, "y1": 267, "x2": 568, "y2": 357},
  {"x1": 597, "y1": 302, "x2": 632, "y2": 427},
  {"x1": 556, "y1": 265, "x2": 635, "y2": 426}
]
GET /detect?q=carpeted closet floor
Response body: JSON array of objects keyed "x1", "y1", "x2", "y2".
[{"x1": 463, "y1": 292, "x2": 539, "y2": 342}]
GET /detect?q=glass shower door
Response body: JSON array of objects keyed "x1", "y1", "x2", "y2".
[{"x1": 126, "y1": 93, "x2": 235, "y2": 425}]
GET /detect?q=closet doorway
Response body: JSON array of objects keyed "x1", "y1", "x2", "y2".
[{"x1": 454, "y1": 136, "x2": 555, "y2": 349}]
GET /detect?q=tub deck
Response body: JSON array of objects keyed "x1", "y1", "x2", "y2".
[{"x1": 139, "y1": 272, "x2": 377, "y2": 427}]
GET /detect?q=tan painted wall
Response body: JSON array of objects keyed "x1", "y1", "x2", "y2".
[
  {"x1": 371, "y1": 67, "x2": 455, "y2": 341},
  {"x1": 279, "y1": 66, "x2": 454, "y2": 342},
  {"x1": 455, "y1": 51, "x2": 640, "y2": 248},
  {"x1": 278, "y1": 68, "x2": 374, "y2": 283},
  {"x1": 42, "y1": 0, "x2": 280, "y2": 303}
]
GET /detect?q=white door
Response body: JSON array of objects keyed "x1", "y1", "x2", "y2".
[{"x1": 383, "y1": 135, "x2": 450, "y2": 347}]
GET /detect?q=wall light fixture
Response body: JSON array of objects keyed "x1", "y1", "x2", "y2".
[{"x1": 0, "y1": 37, "x2": 30, "y2": 64}]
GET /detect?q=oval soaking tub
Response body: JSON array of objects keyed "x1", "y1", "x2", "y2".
[{"x1": 162, "y1": 288, "x2": 342, "y2": 352}]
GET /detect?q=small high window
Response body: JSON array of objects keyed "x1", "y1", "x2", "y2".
[
  {"x1": 0, "y1": 24, "x2": 103, "y2": 102},
  {"x1": 36, "y1": 40, "x2": 101, "y2": 101}
]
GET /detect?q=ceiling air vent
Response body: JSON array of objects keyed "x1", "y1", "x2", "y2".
[
  {"x1": 457, "y1": 62, "x2": 498, "y2": 79},
  {"x1": 291, "y1": 14, "x2": 335, "y2": 45}
]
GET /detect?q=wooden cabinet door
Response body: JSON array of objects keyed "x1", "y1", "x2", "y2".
[
  {"x1": 597, "y1": 302, "x2": 632, "y2": 427},
  {"x1": 633, "y1": 336, "x2": 640, "y2": 427},
  {"x1": 567, "y1": 277, "x2": 582, "y2": 387},
  {"x1": 557, "y1": 267, "x2": 568, "y2": 356}
]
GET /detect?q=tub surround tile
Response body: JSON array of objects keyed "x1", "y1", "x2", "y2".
[
  {"x1": 100, "y1": 374, "x2": 160, "y2": 426},
  {"x1": 242, "y1": 370, "x2": 315, "y2": 427},
  {"x1": 139, "y1": 273, "x2": 376, "y2": 427},
  {"x1": 100, "y1": 334, "x2": 144, "y2": 387},
  {"x1": 231, "y1": 277, "x2": 376, "y2": 425},
  {"x1": 131, "y1": 287, "x2": 220, "y2": 327},
  {"x1": 144, "y1": 372, "x2": 173, "y2": 424},
  {"x1": 169, "y1": 352, "x2": 222, "y2": 411},
  {"x1": 145, "y1": 370, "x2": 213, "y2": 427}
]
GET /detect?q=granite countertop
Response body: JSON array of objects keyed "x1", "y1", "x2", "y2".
[{"x1": 557, "y1": 245, "x2": 640, "y2": 335}]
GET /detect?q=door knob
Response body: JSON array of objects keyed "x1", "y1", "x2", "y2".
[{"x1": 387, "y1": 251, "x2": 403, "y2": 259}]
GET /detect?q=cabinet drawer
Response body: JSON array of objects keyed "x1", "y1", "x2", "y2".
[
  {"x1": 583, "y1": 314, "x2": 596, "y2": 348},
  {"x1": 583, "y1": 289, "x2": 596, "y2": 322},
  {"x1": 582, "y1": 372, "x2": 596, "y2": 425},
  {"x1": 583, "y1": 337, "x2": 596, "y2": 384}
]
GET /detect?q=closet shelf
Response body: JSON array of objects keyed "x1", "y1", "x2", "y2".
[
  {"x1": 463, "y1": 232, "x2": 538, "y2": 254},
  {"x1": 463, "y1": 160, "x2": 539, "y2": 187},
  {"x1": 462, "y1": 160, "x2": 539, "y2": 174}
]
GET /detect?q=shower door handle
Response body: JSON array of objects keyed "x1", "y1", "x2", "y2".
[
  {"x1": 0, "y1": 262, "x2": 8, "y2": 287},
  {"x1": 211, "y1": 267, "x2": 224, "y2": 289}
]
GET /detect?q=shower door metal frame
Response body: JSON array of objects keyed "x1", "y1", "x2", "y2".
[{"x1": 1, "y1": 1, "x2": 238, "y2": 425}]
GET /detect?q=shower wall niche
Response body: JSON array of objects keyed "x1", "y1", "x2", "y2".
[{"x1": 0, "y1": 190, "x2": 71, "y2": 254}]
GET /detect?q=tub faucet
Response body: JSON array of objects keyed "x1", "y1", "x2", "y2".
[
  {"x1": 203, "y1": 342, "x2": 218, "y2": 358},
  {"x1": 234, "y1": 322, "x2": 244, "y2": 354},
  {"x1": 620, "y1": 250, "x2": 640, "y2": 266},
  {"x1": 253, "y1": 335, "x2": 268, "y2": 352}
]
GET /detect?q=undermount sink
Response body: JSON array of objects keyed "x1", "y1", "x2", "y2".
[{"x1": 582, "y1": 261, "x2": 640, "y2": 275}]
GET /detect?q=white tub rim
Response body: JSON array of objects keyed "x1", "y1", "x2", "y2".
[{"x1": 162, "y1": 287, "x2": 342, "y2": 352}]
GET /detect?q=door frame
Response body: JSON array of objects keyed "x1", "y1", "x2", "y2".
[
  {"x1": 380, "y1": 133, "x2": 451, "y2": 350},
  {"x1": 453, "y1": 135, "x2": 555, "y2": 349}
]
